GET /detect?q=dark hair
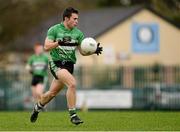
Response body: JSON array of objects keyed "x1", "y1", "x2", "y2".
[{"x1": 63, "y1": 7, "x2": 78, "y2": 21}]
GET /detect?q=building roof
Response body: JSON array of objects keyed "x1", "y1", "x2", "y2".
[
  {"x1": 78, "y1": 6, "x2": 179, "y2": 38},
  {"x1": 78, "y1": 6, "x2": 143, "y2": 38},
  {"x1": 14, "y1": 6, "x2": 179, "y2": 51}
]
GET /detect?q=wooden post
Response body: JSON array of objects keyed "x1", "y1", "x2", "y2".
[
  {"x1": 123, "y1": 66, "x2": 134, "y2": 88},
  {"x1": 164, "y1": 66, "x2": 174, "y2": 85}
]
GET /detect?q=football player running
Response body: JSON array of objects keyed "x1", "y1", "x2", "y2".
[{"x1": 30, "y1": 7, "x2": 102, "y2": 125}]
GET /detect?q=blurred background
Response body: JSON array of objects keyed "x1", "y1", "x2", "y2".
[{"x1": 0, "y1": 0, "x2": 180, "y2": 111}]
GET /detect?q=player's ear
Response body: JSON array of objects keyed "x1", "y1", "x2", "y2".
[{"x1": 64, "y1": 16, "x2": 70, "y2": 21}]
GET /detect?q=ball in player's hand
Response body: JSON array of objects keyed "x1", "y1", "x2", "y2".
[{"x1": 80, "y1": 37, "x2": 97, "y2": 55}]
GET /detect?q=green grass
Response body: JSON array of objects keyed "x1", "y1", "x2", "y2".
[{"x1": 0, "y1": 111, "x2": 180, "y2": 131}]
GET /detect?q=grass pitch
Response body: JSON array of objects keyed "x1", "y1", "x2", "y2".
[{"x1": 0, "y1": 111, "x2": 179, "y2": 131}]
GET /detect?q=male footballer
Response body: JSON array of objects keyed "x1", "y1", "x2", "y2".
[
  {"x1": 26, "y1": 43, "x2": 48, "y2": 102},
  {"x1": 30, "y1": 7, "x2": 102, "y2": 125}
]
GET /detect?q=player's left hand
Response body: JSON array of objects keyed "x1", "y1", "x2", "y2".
[{"x1": 95, "y1": 43, "x2": 103, "y2": 55}]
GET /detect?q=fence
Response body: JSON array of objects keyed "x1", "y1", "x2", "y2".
[
  {"x1": 75, "y1": 65, "x2": 180, "y2": 89},
  {"x1": 0, "y1": 65, "x2": 180, "y2": 110}
]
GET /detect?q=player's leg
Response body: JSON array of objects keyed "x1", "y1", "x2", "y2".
[
  {"x1": 31, "y1": 76, "x2": 39, "y2": 102},
  {"x1": 30, "y1": 79, "x2": 64, "y2": 123},
  {"x1": 31, "y1": 86, "x2": 37, "y2": 101},
  {"x1": 34, "y1": 83, "x2": 44, "y2": 101},
  {"x1": 56, "y1": 69, "x2": 83, "y2": 125},
  {"x1": 40, "y1": 79, "x2": 64, "y2": 105},
  {"x1": 31, "y1": 83, "x2": 44, "y2": 102},
  {"x1": 57, "y1": 69, "x2": 76, "y2": 108},
  {"x1": 31, "y1": 75, "x2": 45, "y2": 102}
]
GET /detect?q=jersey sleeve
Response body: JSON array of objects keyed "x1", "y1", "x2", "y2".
[
  {"x1": 47, "y1": 26, "x2": 56, "y2": 41},
  {"x1": 78, "y1": 32, "x2": 85, "y2": 45}
]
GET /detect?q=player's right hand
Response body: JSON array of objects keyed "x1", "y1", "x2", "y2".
[
  {"x1": 58, "y1": 39, "x2": 78, "y2": 46},
  {"x1": 58, "y1": 37, "x2": 71, "y2": 45},
  {"x1": 58, "y1": 40, "x2": 64, "y2": 45}
]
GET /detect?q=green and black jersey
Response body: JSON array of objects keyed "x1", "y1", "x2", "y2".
[
  {"x1": 27, "y1": 53, "x2": 49, "y2": 77},
  {"x1": 47, "y1": 23, "x2": 84, "y2": 63}
]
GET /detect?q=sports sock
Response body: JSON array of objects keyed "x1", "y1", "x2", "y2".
[
  {"x1": 35, "y1": 102, "x2": 44, "y2": 112},
  {"x1": 69, "y1": 108, "x2": 77, "y2": 117}
]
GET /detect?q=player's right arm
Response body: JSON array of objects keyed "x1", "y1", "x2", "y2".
[
  {"x1": 44, "y1": 37, "x2": 59, "y2": 51},
  {"x1": 25, "y1": 64, "x2": 32, "y2": 72},
  {"x1": 44, "y1": 25, "x2": 59, "y2": 51}
]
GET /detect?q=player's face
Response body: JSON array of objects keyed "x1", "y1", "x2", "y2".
[
  {"x1": 66, "y1": 13, "x2": 78, "y2": 29},
  {"x1": 34, "y1": 45, "x2": 43, "y2": 55}
]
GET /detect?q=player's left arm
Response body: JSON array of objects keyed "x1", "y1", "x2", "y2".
[{"x1": 26, "y1": 57, "x2": 33, "y2": 74}]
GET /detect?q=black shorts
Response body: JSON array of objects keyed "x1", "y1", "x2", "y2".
[
  {"x1": 49, "y1": 60, "x2": 74, "y2": 79},
  {"x1": 31, "y1": 75, "x2": 44, "y2": 86}
]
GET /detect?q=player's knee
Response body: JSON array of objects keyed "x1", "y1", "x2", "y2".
[{"x1": 68, "y1": 81, "x2": 76, "y2": 90}]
